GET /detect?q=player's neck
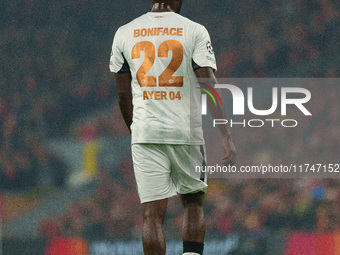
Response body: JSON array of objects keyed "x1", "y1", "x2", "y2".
[{"x1": 151, "y1": 3, "x2": 176, "y2": 13}]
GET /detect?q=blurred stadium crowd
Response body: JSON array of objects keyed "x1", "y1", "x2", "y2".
[
  {"x1": 0, "y1": 0, "x2": 339, "y2": 241},
  {"x1": 39, "y1": 161, "x2": 340, "y2": 240}
]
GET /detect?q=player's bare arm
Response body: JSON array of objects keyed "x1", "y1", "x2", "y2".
[
  {"x1": 114, "y1": 73, "x2": 133, "y2": 133},
  {"x1": 195, "y1": 67, "x2": 237, "y2": 166}
]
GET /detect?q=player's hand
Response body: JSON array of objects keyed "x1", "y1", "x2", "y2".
[{"x1": 221, "y1": 136, "x2": 237, "y2": 166}]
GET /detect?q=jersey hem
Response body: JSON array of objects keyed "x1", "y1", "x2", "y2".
[{"x1": 131, "y1": 139, "x2": 205, "y2": 145}]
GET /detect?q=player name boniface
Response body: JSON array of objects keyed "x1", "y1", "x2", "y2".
[{"x1": 134, "y1": 27, "x2": 183, "y2": 38}]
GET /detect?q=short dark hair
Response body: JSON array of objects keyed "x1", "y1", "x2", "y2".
[{"x1": 152, "y1": 0, "x2": 176, "y2": 4}]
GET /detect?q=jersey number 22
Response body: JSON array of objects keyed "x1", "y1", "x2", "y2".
[{"x1": 132, "y1": 40, "x2": 184, "y2": 87}]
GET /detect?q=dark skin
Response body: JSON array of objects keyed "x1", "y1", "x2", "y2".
[
  {"x1": 151, "y1": 0, "x2": 183, "y2": 13},
  {"x1": 114, "y1": 73, "x2": 132, "y2": 132},
  {"x1": 114, "y1": 1, "x2": 236, "y2": 254},
  {"x1": 195, "y1": 67, "x2": 237, "y2": 166}
]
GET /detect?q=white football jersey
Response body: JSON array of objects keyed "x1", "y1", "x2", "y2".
[{"x1": 110, "y1": 12, "x2": 217, "y2": 145}]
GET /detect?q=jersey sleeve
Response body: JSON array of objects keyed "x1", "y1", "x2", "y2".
[
  {"x1": 109, "y1": 28, "x2": 131, "y2": 73},
  {"x1": 192, "y1": 25, "x2": 217, "y2": 72}
]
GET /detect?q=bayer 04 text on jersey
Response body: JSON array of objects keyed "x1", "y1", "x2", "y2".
[{"x1": 143, "y1": 90, "x2": 182, "y2": 101}]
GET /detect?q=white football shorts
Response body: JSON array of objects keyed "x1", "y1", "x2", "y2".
[{"x1": 131, "y1": 144, "x2": 208, "y2": 203}]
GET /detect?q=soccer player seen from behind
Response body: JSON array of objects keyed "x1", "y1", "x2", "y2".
[{"x1": 110, "y1": 0, "x2": 236, "y2": 254}]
